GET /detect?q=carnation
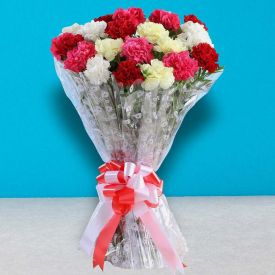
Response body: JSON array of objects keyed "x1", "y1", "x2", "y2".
[
  {"x1": 64, "y1": 41, "x2": 96, "y2": 72},
  {"x1": 84, "y1": 54, "x2": 110, "y2": 85},
  {"x1": 149, "y1": 9, "x2": 180, "y2": 31},
  {"x1": 106, "y1": 8, "x2": 144, "y2": 39},
  {"x1": 154, "y1": 37, "x2": 186, "y2": 54},
  {"x1": 113, "y1": 8, "x2": 145, "y2": 23},
  {"x1": 184, "y1": 14, "x2": 208, "y2": 31},
  {"x1": 140, "y1": 59, "x2": 174, "y2": 91},
  {"x1": 62, "y1": 21, "x2": 107, "y2": 42},
  {"x1": 121, "y1": 37, "x2": 153, "y2": 63},
  {"x1": 112, "y1": 8, "x2": 131, "y2": 20},
  {"x1": 95, "y1": 38, "x2": 123, "y2": 61},
  {"x1": 127, "y1": 7, "x2": 146, "y2": 24},
  {"x1": 191, "y1": 43, "x2": 219, "y2": 73},
  {"x1": 81, "y1": 20, "x2": 107, "y2": 41},
  {"x1": 106, "y1": 18, "x2": 138, "y2": 39},
  {"x1": 50, "y1": 33, "x2": 84, "y2": 61},
  {"x1": 113, "y1": 60, "x2": 144, "y2": 87},
  {"x1": 163, "y1": 51, "x2": 199, "y2": 81},
  {"x1": 136, "y1": 22, "x2": 169, "y2": 44},
  {"x1": 177, "y1": 21, "x2": 213, "y2": 49}
]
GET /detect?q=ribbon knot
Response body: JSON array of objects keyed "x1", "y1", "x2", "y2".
[
  {"x1": 112, "y1": 186, "x2": 135, "y2": 215},
  {"x1": 80, "y1": 161, "x2": 185, "y2": 273},
  {"x1": 96, "y1": 161, "x2": 163, "y2": 214}
]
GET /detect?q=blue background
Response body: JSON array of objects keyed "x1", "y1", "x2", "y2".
[{"x1": 1, "y1": 0, "x2": 275, "y2": 197}]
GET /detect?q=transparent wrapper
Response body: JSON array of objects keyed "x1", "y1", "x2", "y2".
[{"x1": 54, "y1": 59, "x2": 222, "y2": 271}]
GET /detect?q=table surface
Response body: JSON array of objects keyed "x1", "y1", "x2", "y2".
[{"x1": 0, "y1": 197, "x2": 274, "y2": 275}]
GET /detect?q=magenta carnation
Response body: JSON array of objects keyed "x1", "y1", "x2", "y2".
[
  {"x1": 121, "y1": 37, "x2": 154, "y2": 64},
  {"x1": 64, "y1": 41, "x2": 96, "y2": 73},
  {"x1": 127, "y1": 7, "x2": 146, "y2": 24},
  {"x1": 112, "y1": 8, "x2": 132, "y2": 20},
  {"x1": 113, "y1": 7, "x2": 145, "y2": 24},
  {"x1": 163, "y1": 51, "x2": 199, "y2": 81}
]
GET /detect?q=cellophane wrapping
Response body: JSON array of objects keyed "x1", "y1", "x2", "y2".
[{"x1": 54, "y1": 58, "x2": 222, "y2": 270}]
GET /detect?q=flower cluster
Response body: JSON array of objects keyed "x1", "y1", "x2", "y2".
[{"x1": 51, "y1": 8, "x2": 221, "y2": 89}]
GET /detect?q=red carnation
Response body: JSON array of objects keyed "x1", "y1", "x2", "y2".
[
  {"x1": 106, "y1": 18, "x2": 138, "y2": 39},
  {"x1": 106, "y1": 8, "x2": 144, "y2": 39},
  {"x1": 113, "y1": 60, "x2": 144, "y2": 87},
  {"x1": 184, "y1": 14, "x2": 208, "y2": 31},
  {"x1": 94, "y1": 14, "x2": 113, "y2": 23},
  {"x1": 50, "y1": 33, "x2": 84, "y2": 61},
  {"x1": 191, "y1": 43, "x2": 219, "y2": 73},
  {"x1": 149, "y1": 9, "x2": 180, "y2": 31},
  {"x1": 64, "y1": 41, "x2": 96, "y2": 73}
]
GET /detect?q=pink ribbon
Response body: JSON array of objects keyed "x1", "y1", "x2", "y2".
[{"x1": 80, "y1": 161, "x2": 185, "y2": 273}]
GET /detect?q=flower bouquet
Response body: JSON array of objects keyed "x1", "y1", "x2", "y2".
[{"x1": 51, "y1": 7, "x2": 223, "y2": 273}]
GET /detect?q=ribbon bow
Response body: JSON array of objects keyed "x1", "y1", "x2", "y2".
[{"x1": 80, "y1": 161, "x2": 184, "y2": 273}]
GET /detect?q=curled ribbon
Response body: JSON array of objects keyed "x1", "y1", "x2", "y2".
[{"x1": 80, "y1": 161, "x2": 184, "y2": 273}]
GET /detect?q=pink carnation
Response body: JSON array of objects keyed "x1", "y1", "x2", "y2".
[
  {"x1": 163, "y1": 51, "x2": 199, "y2": 81},
  {"x1": 149, "y1": 9, "x2": 180, "y2": 31},
  {"x1": 121, "y1": 37, "x2": 154, "y2": 63},
  {"x1": 64, "y1": 41, "x2": 96, "y2": 73}
]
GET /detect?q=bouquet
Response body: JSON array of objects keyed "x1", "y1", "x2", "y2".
[{"x1": 51, "y1": 7, "x2": 223, "y2": 273}]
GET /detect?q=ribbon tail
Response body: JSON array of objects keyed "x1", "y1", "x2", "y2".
[
  {"x1": 139, "y1": 209, "x2": 185, "y2": 273},
  {"x1": 93, "y1": 213, "x2": 121, "y2": 270},
  {"x1": 79, "y1": 202, "x2": 114, "y2": 256}
]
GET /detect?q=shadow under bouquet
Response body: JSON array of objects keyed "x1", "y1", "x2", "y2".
[{"x1": 51, "y1": 7, "x2": 223, "y2": 274}]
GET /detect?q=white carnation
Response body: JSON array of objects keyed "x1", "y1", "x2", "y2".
[
  {"x1": 81, "y1": 20, "x2": 107, "y2": 42},
  {"x1": 62, "y1": 23, "x2": 82, "y2": 35},
  {"x1": 154, "y1": 37, "x2": 187, "y2": 53},
  {"x1": 62, "y1": 21, "x2": 107, "y2": 42},
  {"x1": 95, "y1": 38, "x2": 123, "y2": 61},
  {"x1": 177, "y1": 21, "x2": 213, "y2": 49},
  {"x1": 84, "y1": 54, "x2": 110, "y2": 86},
  {"x1": 140, "y1": 59, "x2": 174, "y2": 91}
]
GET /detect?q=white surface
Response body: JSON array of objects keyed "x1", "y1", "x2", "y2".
[{"x1": 0, "y1": 197, "x2": 275, "y2": 275}]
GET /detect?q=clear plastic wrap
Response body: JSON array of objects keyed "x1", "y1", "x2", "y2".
[{"x1": 54, "y1": 59, "x2": 222, "y2": 271}]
